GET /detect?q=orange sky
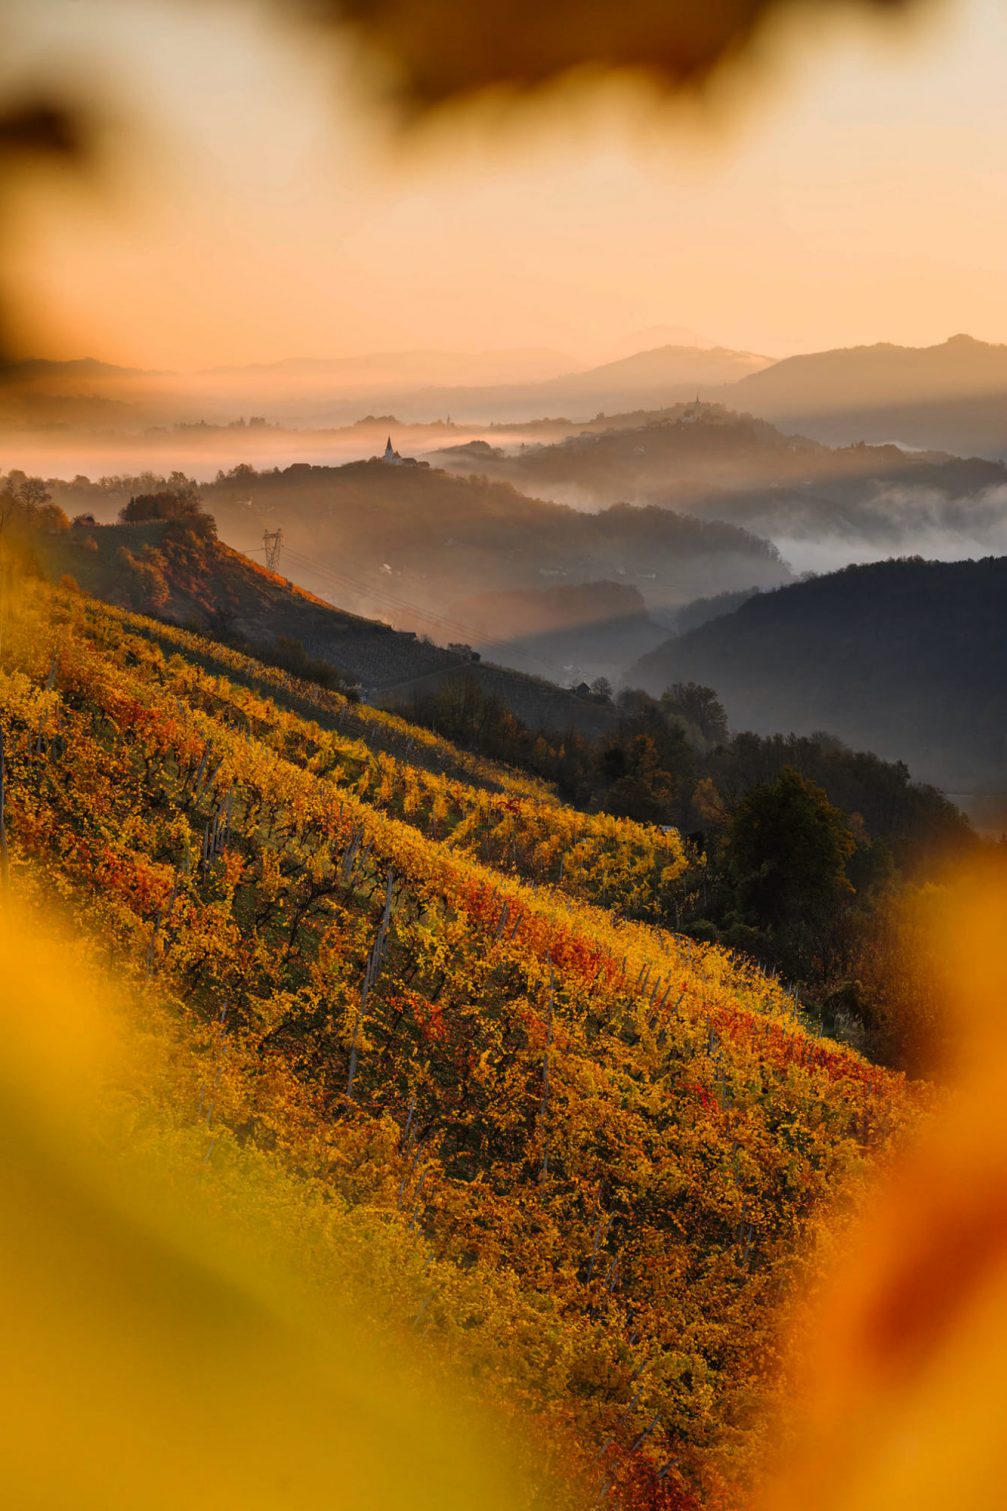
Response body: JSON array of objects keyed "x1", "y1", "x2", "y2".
[{"x1": 4, "y1": 0, "x2": 1007, "y2": 369}]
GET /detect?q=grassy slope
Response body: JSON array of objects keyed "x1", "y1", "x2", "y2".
[
  {"x1": 1, "y1": 580, "x2": 915, "y2": 1510},
  {"x1": 40, "y1": 520, "x2": 462, "y2": 686},
  {"x1": 37, "y1": 520, "x2": 617, "y2": 735}
]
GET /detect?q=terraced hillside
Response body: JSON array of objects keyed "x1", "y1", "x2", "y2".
[{"x1": 0, "y1": 580, "x2": 915, "y2": 1510}]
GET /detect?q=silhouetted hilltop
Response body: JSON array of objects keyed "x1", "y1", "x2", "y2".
[
  {"x1": 628, "y1": 555, "x2": 1007, "y2": 813},
  {"x1": 0, "y1": 356, "x2": 159, "y2": 383}
]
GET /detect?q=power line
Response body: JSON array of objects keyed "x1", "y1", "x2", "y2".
[
  {"x1": 281, "y1": 546, "x2": 562, "y2": 677},
  {"x1": 282, "y1": 547, "x2": 474, "y2": 635},
  {"x1": 237, "y1": 537, "x2": 566, "y2": 681},
  {"x1": 242, "y1": 537, "x2": 477, "y2": 639}
]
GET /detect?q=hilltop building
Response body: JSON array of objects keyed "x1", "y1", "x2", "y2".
[{"x1": 376, "y1": 435, "x2": 429, "y2": 469}]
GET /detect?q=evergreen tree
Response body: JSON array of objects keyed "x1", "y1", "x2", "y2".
[{"x1": 724, "y1": 766, "x2": 854, "y2": 975}]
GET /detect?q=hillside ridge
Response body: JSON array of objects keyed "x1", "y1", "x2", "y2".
[{"x1": 37, "y1": 513, "x2": 620, "y2": 736}]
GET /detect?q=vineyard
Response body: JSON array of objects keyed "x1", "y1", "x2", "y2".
[{"x1": 0, "y1": 579, "x2": 916, "y2": 1509}]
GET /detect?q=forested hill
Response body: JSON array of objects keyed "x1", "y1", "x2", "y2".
[
  {"x1": 629, "y1": 556, "x2": 1007, "y2": 804},
  {"x1": 432, "y1": 404, "x2": 1007, "y2": 565},
  {"x1": 199, "y1": 458, "x2": 791, "y2": 621}
]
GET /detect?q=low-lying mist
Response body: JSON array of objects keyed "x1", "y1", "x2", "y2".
[
  {"x1": 766, "y1": 483, "x2": 1007, "y2": 576},
  {"x1": 0, "y1": 420, "x2": 558, "y2": 487}
]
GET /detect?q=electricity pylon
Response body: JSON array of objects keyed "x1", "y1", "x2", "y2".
[{"x1": 263, "y1": 528, "x2": 283, "y2": 572}]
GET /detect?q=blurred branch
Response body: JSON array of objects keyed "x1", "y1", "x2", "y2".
[
  {"x1": 0, "y1": 98, "x2": 88, "y2": 162},
  {"x1": 0, "y1": 93, "x2": 94, "y2": 360},
  {"x1": 0, "y1": 0, "x2": 934, "y2": 361},
  {"x1": 293, "y1": 0, "x2": 922, "y2": 111}
]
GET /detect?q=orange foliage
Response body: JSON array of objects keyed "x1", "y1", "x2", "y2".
[{"x1": 0, "y1": 581, "x2": 921, "y2": 1508}]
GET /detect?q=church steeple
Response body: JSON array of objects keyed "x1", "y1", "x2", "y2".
[{"x1": 383, "y1": 435, "x2": 395, "y2": 461}]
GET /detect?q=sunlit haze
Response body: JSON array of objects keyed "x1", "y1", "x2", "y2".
[{"x1": 4, "y1": 0, "x2": 1007, "y2": 369}]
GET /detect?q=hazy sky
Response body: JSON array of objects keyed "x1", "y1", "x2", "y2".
[{"x1": 4, "y1": 0, "x2": 1007, "y2": 369}]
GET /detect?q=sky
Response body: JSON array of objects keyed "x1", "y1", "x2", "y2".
[{"x1": 3, "y1": 0, "x2": 1007, "y2": 370}]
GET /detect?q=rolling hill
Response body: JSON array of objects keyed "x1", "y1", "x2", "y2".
[
  {"x1": 434, "y1": 404, "x2": 1007, "y2": 571},
  {"x1": 199, "y1": 458, "x2": 791, "y2": 629},
  {"x1": 628, "y1": 556, "x2": 1007, "y2": 821},
  {"x1": 35, "y1": 514, "x2": 618, "y2": 737}
]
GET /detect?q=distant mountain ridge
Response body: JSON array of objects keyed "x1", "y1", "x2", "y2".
[
  {"x1": 202, "y1": 346, "x2": 577, "y2": 388},
  {"x1": 0, "y1": 356, "x2": 163, "y2": 383},
  {"x1": 535, "y1": 342, "x2": 772, "y2": 396},
  {"x1": 0, "y1": 341, "x2": 770, "y2": 433},
  {"x1": 717, "y1": 334, "x2": 1007, "y2": 456},
  {"x1": 729, "y1": 334, "x2": 1007, "y2": 408},
  {"x1": 396, "y1": 343, "x2": 773, "y2": 424},
  {"x1": 8, "y1": 333, "x2": 1007, "y2": 459}
]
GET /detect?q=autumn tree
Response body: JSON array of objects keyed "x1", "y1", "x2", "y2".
[
  {"x1": 599, "y1": 733, "x2": 676, "y2": 823},
  {"x1": 660, "y1": 682, "x2": 728, "y2": 748}
]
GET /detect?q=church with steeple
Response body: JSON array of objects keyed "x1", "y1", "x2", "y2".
[{"x1": 375, "y1": 434, "x2": 427, "y2": 468}]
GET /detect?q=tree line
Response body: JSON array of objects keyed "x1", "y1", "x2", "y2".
[{"x1": 400, "y1": 673, "x2": 977, "y2": 1068}]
